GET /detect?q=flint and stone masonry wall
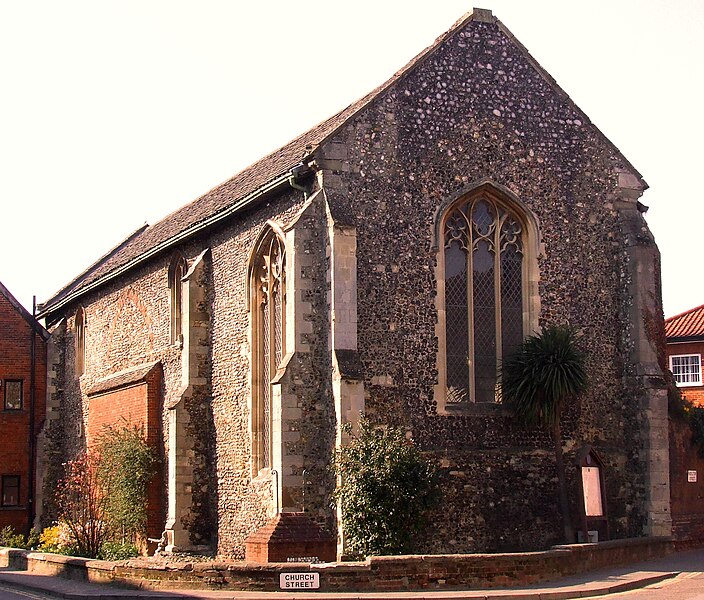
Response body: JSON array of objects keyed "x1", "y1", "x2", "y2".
[{"x1": 40, "y1": 12, "x2": 669, "y2": 557}]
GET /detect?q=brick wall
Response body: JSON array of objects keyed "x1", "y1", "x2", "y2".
[
  {"x1": 0, "y1": 290, "x2": 47, "y2": 534},
  {"x1": 86, "y1": 365, "x2": 164, "y2": 540},
  {"x1": 1, "y1": 537, "x2": 683, "y2": 593}
]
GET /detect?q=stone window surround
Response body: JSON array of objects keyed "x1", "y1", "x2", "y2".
[
  {"x1": 168, "y1": 253, "x2": 188, "y2": 347},
  {"x1": 74, "y1": 306, "x2": 86, "y2": 377},
  {"x1": 247, "y1": 220, "x2": 287, "y2": 479},
  {"x1": 432, "y1": 179, "x2": 541, "y2": 415},
  {"x1": 2, "y1": 379, "x2": 23, "y2": 411},
  {"x1": 670, "y1": 353, "x2": 702, "y2": 387},
  {"x1": 1, "y1": 475, "x2": 20, "y2": 507}
]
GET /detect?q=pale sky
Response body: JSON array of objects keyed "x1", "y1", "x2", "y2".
[{"x1": 1, "y1": 1, "x2": 702, "y2": 319}]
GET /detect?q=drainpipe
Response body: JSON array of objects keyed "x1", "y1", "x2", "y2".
[{"x1": 28, "y1": 296, "x2": 37, "y2": 535}]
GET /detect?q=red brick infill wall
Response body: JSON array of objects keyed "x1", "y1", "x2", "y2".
[
  {"x1": 86, "y1": 366, "x2": 164, "y2": 541},
  {"x1": 0, "y1": 537, "x2": 694, "y2": 592}
]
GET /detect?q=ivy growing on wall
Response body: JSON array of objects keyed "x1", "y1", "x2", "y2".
[{"x1": 669, "y1": 386, "x2": 704, "y2": 457}]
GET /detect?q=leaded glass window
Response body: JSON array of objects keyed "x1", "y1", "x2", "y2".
[
  {"x1": 443, "y1": 195, "x2": 524, "y2": 404},
  {"x1": 252, "y1": 231, "x2": 286, "y2": 472}
]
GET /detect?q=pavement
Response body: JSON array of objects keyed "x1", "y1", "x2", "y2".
[{"x1": 0, "y1": 548, "x2": 702, "y2": 600}]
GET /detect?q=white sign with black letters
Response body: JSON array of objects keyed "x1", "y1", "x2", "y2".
[
  {"x1": 688, "y1": 470, "x2": 697, "y2": 483},
  {"x1": 279, "y1": 572, "x2": 320, "y2": 590}
]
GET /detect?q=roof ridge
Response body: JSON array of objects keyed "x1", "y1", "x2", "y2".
[
  {"x1": 38, "y1": 10, "x2": 483, "y2": 316},
  {"x1": 665, "y1": 303, "x2": 704, "y2": 323},
  {"x1": 39, "y1": 8, "x2": 647, "y2": 317}
]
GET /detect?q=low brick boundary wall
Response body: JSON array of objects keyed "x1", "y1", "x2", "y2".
[{"x1": 0, "y1": 537, "x2": 693, "y2": 592}]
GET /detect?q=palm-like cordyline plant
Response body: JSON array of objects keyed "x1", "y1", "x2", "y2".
[{"x1": 500, "y1": 325, "x2": 588, "y2": 544}]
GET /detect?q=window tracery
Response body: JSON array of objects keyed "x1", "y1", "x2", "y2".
[
  {"x1": 439, "y1": 187, "x2": 533, "y2": 406},
  {"x1": 250, "y1": 228, "x2": 286, "y2": 473}
]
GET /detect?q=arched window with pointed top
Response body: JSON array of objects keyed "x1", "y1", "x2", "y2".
[
  {"x1": 249, "y1": 224, "x2": 286, "y2": 474},
  {"x1": 75, "y1": 306, "x2": 86, "y2": 376},
  {"x1": 435, "y1": 183, "x2": 539, "y2": 409},
  {"x1": 168, "y1": 254, "x2": 187, "y2": 346}
]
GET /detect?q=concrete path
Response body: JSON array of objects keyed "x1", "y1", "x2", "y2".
[{"x1": 0, "y1": 548, "x2": 702, "y2": 600}]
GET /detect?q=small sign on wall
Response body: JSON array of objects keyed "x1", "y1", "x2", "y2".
[
  {"x1": 688, "y1": 470, "x2": 697, "y2": 483},
  {"x1": 280, "y1": 573, "x2": 320, "y2": 590}
]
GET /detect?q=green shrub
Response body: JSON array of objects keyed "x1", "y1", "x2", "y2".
[
  {"x1": 0, "y1": 526, "x2": 41, "y2": 550},
  {"x1": 0, "y1": 526, "x2": 28, "y2": 549},
  {"x1": 333, "y1": 418, "x2": 440, "y2": 557},
  {"x1": 55, "y1": 423, "x2": 156, "y2": 558},
  {"x1": 95, "y1": 423, "x2": 156, "y2": 543},
  {"x1": 690, "y1": 407, "x2": 704, "y2": 457},
  {"x1": 99, "y1": 541, "x2": 139, "y2": 561}
]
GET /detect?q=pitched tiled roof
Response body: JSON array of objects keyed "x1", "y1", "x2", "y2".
[
  {"x1": 39, "y1": 13, "x2": 471, "y2": 319},
  {"x1": 0, "y1": 280, "x2": 50, "y2": 340},
  {"x1": 665, "y1": 304, "x2": 704, "y2": 340},
  {"x1": 38, "y1": 8, "x2": 645, "y2": 319}
]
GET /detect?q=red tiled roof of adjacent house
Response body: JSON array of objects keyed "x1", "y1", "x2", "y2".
[
  {"x1": 665, "y1": 304, "x2": 704, "y2": 339},
  {"x1": 38, "y1": 9, "x2": 645, "y2": 319}
]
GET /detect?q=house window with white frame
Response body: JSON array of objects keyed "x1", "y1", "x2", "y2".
[{"x1": 670, "y1": 354, "x2": 702, "y2": 387}]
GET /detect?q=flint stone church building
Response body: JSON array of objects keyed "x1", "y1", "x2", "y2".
[{"x1": 37, "y1": 8, "x2": 671, "y2": 557}]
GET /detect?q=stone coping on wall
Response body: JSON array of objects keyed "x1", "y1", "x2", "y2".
[
  {"x1": 0, "y1": 537, "x2": 687, "y2": 593},
  {"x1": 86, "y1": 360, "x2": 162, "y2": 397}
]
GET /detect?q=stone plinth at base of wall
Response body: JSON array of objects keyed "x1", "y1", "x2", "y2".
[
  {"x1": 244, "y1": 511, "x2": 336, "y2": 563},
  {"x1": 1, "y1": 537, "x2": 699, "y2": 593}
]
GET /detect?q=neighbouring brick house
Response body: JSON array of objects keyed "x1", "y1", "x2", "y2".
[
  {"x1": 0, "y1": 281, "x2": 48, "y2": 535},
  {"x1": 665, "y1": 304, "x2": 704, "y2": 406},
  {"x1": 36, "y1": 8, "x2": 671, "y2": 557},
  {"x1": 665, "y1": 304, "x2": 704, "y2": 541}
]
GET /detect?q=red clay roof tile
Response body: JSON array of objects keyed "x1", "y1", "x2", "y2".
[{"x1": 665, "y1": 304, "x2": 704, "y2": 339}]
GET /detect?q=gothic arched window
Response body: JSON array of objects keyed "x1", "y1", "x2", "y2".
[
  {"x1": 250, "y1": 227, "x2": 286, "y2": 473},
  {"x1": 75, "y1": 306, "x2": 85, "y2": 376},
  {"x1": 168, "y1": 254, "x2": 187, "y2": 345},
  {"x1": 438, "y1": 186, "x2": 535, "y2": 406}
]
